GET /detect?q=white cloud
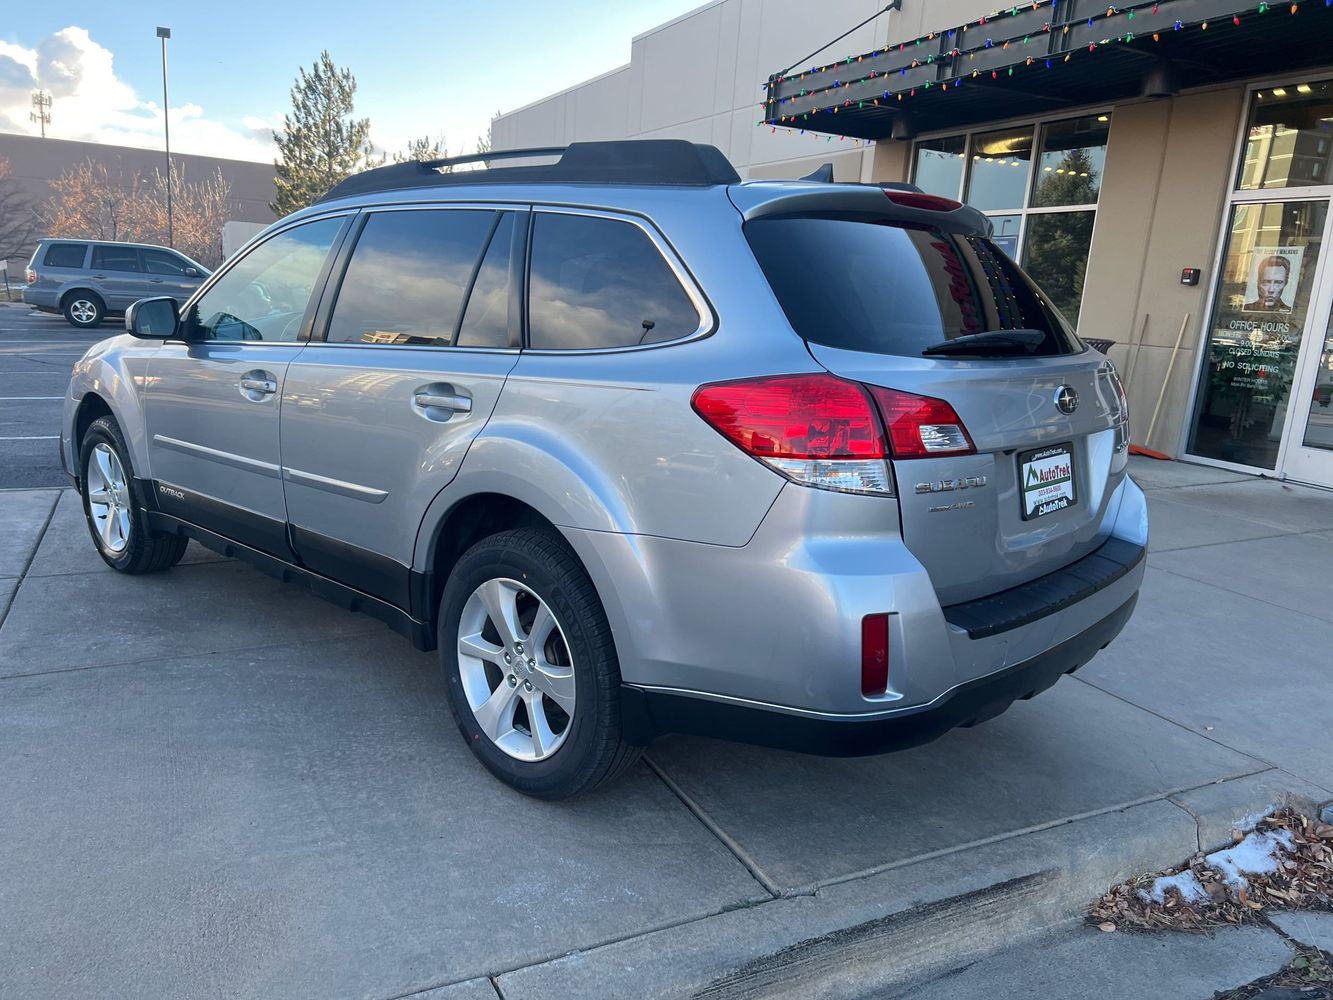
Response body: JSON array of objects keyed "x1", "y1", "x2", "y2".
[{"x1": 0, "y1": 27, "x2": 276, "y2": 163}]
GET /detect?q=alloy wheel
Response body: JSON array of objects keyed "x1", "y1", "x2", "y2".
[
  {"x1": 457, "y1": 577, "x2": 576, "y2": 761},
  {"x1": 70, "y1": 299, "x2": 98, "y2": 325},
  {"x1": 86, "y1": 443, "x2": 131, "y2": 554}
]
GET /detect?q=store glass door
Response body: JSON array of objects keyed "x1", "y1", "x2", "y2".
[
  {"x1": 1187, "y1": 77, "x2": 1333, "y2": 487},
  {"x1": 1281, "y1": 298, "x2": 1333, "y2": 486}
]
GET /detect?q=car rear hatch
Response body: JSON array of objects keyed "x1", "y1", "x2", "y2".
[{"x1": 738, "y1": 183, "x2": 1130, "y2": 609}]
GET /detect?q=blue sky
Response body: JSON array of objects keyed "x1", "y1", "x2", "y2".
[{"x1": 0, "y1": 1, "x2": 702, "y2": 162}]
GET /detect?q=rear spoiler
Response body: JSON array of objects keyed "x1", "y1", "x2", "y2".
[{"x1": 728, "y1": 182, "x2": 991, "y2": 237}]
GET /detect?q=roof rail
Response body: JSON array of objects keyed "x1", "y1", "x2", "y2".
[{"x1": 316, "y1": 140, "x2": 742, "y2": 204}]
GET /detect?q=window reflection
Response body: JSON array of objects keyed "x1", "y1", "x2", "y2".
[
  {"x1": 527, "y1": 214, "x2": 699, "y2": 350},
  {"x1": 965, "y1": 127, "x2": 1033, "y2": 212},
  {"x1": 1032, "y1": 115, "x2": 1109, "y2": 208},
  {"x1": 1240, "y1": 79, "x2": 1333, "y2": 190},
  {"x1": 327, "y1": 210, "x2": 495, "y2": 346},
  {"x1": 913, "y1": 135, "x2": 966, "y2": 199}
]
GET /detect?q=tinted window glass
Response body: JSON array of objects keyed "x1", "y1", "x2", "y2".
[
  {"x1": 91, "y1": 246, "x2": 141, "y2": 272},
  {"x1": 142, "y1": 249, "x2": 189, "y2": 276},
  {"x1": 44, "y1": 243, "x2": 87, "y2": 268},
  {"x1": 746, "y1": 216, "x2": 1080, "y2": 357},
  {"x1": 327, "y1": 209, "x2": 494, "y2": 346},
  {"x1": 457, "y1": 213, "x2": 514, "y2": 349},
  {"x1": 528, "y1": 213, "x2": 699, "y2": 350},
  {"x1": 191, "y1": 217, "x2": 343, "y2": 342}
]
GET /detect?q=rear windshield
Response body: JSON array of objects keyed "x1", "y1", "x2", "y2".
[{"x1": 745, "y1": 216, "x2": 1082, "y2": 357}]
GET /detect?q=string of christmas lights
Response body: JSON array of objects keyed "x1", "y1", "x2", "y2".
[{"x1": 759, "y1": 0, "x2": 1329, "y2": 134}]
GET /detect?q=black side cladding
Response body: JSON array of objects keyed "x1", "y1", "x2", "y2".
[{"x1": 317, "y1": 140, "x2": 742, "y2": 203}]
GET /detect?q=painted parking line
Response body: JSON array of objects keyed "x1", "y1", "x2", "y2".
[
  {"x1": 0, "y1": 396, "x2": 63, "y2": 400},
  {"x1": 0, "y1": 435, "x2": 59, "y2": 440}
]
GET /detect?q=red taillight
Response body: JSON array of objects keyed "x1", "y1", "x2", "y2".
[
  {"x1": 691, "y1": 374, "x2": 886, "y2": 459},
  {"x1": 25, "y1": 268, "x2": 36, "y2": 285},
  {"x1": 866, "y1": 386, "x2": 975, "y2": 459},
  {"x1": 883, "y1": 190, "x2": 963, "y2": 213},
  {"x1": 861, "y1": 613, "x2": 889, "y2": 696}
]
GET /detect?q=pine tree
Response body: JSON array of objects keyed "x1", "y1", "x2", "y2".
[
  {"x1": 271, "y1": 52, "x2": 372, "y2": 215},
  {"x1": 394, "y1": 135, "x2": 448, "y2": 164}
]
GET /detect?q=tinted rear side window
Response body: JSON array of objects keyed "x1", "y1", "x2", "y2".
[
  {"x1": 527, "y1": 213, "x2": 699, "y2": 350},
  {"x1": 745, "y1": 217, "x2": 1081, "y2": 357},
  {"x1": 328, "y1": 209, "x2": 495, "y2": 347},
  {"x1": 44, "y1": 244, "x2": 87, "y2": 268},
  {"x1": 91, "y1": 246, "x2": 141, "y2": 272}
]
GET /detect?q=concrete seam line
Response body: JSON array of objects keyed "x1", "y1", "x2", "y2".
[
  {"x1": 643, "y1": 754, "x2": 784, "y2": 899},
  {"x1": 0, "y1": 490, "x2": 59, "y2": 628},
  {"x1": 1149, "y1": 529, "x2": 1304, "y2": 555},
  {"x1": 1165, "y1": 795, "x2": 1205, "y2": 854},
  {"x1": 374, "y1": 976, "x2": 505, "y2": 1000},
  {"x1": 489, "y1": 975, "x2": 506, "y2": 1000},
  {"x1": 1073, "y1": 673, "x2": 1282, "y2": 767},
  {"x1": 806, "y1": 771, "x2": 1273, "y2": 896}
]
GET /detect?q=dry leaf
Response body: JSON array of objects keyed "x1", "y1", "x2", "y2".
[{"x1": 1098, "y1": 921, "x2": 1116, "y2": 932}]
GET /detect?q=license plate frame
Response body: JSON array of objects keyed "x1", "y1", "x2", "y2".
[{"x1": 1019, "y1": 442, "x2": 1077, "y2": 520}]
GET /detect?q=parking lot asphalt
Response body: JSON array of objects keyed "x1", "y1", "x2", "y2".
[
  {"x1": 2, "y1": 447, "x2": 1331, "y2": 992},
  {"x1": 0, "y1": 303, "x2": 108, "y2": 489}
]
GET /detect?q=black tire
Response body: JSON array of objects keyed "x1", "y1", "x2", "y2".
[
  {"x1": 63, "y1": 292, "x2": 104, "y2": 328},
  {"x1": 79, "y1": 415, "x2": 187, "y2": 574},
  {"x1": 439, "y1": 528, "x2": 641, "y2": 799}
]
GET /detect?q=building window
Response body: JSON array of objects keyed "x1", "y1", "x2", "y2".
[
  {"x1": 912, "y1": 113, "x2": 1111, "y2": 326},
  {"x1": 1238, "y1": 79, "x2": 1333, "y2": 190}
]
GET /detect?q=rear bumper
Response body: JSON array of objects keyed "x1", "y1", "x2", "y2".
[
  {"x1": 22, "y1": 287, "x2": 57, "y2": 310},
  {"x1": 622, "y1": 593, "x2": 1137, "y2": 755}
]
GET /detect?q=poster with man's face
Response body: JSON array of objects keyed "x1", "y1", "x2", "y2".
[{"x1": 1242, "y1": 246, "x2": 1303, "y2": 314}]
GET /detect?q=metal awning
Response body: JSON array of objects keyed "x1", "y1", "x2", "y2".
[{"x1": 764, "y1": 0, "x2": 1333, "y2": 140}]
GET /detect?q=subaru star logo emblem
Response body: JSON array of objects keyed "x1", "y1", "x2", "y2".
[{"x1": 1055, "y1": 385, "x2": 1079, "y2": 414}]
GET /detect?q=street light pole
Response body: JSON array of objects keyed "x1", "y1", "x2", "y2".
[{"x1": 156, "y1": 26, "x2": 173, "y2": 248}]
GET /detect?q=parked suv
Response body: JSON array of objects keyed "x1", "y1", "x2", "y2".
[
  {"x1": 60, "y1": 141, "x2": 1147, "y2": 799},
  {"x1": 25, "y1": 238, "x2": 210, "y2": 328}
]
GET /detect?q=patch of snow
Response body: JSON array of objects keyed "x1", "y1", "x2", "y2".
[
  {"x1": 1204, "y1": 829, "x2": 1295, "y2": 894},
  {"x1": 1232, "y1": 804, "x2": 1278, "y2": 834},
  {"x1": 1138, "y1": 869, "x2": 1210, "y2": 905}
]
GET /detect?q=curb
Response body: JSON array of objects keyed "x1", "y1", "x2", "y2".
[{"x1": 492, "y1": 771, "x2": 1327, "y2": 1000}]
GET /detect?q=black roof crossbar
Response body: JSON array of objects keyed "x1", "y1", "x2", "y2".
[{"x1": 317, "y1": 140, "x2": 742, "y2": 204}]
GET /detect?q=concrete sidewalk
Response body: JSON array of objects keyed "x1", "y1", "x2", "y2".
[{"x1": 1, "y1": 458, "x2": 1330, "y2": 999}]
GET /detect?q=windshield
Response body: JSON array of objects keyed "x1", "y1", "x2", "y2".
[{"x1": 745, "y1": 215, "x2": 1083, "y2": 358}]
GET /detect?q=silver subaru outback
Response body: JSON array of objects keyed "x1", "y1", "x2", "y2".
[{"x1": 60, "y1": 141, "x2": 1146, "y2": 799}]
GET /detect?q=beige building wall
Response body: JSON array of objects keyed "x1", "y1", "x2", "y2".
[{"x1": 493, "y1": 0, "x2": 1000, "y2": 180}]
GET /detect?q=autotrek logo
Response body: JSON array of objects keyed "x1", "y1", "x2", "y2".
[{"x1": 1026, "y1": 463, "x2": 1071, "y2": 487}]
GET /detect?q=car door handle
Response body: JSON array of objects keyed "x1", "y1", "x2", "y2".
[
  {"x1": 240, "y1": 376, "x2": 278, "y2": 394},
  {"x1": 93, "y1": 274, "x2": 108, "y2": 280},
  {"x1": 413, "y1": 391, "x2": 471, "y2": 413},
  {"x1": 149, "y1": 278, "x2": 165, "y2": 283}
]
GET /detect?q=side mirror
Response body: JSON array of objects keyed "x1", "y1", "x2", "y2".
[
  {"x1": 184, "y1": 266, "x2": 200, "y2": 277},
  {"x1": 126, "y1": 296, "x2": 180, "y2": 339}
]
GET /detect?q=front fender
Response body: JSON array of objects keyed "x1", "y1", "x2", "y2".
[{"x1": 63, "y1": 336, "x2": 160, "y2": 481}]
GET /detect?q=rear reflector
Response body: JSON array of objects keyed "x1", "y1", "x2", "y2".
[
  {"x1": 866, "y1": 386, "x2": 975, "y2": 459},
  {"x1": 861, "y1": 613, "x2": 890, "y2": 696},
  {"x1": 883, "y1": 190, "x2": 963, "y2": 213}
]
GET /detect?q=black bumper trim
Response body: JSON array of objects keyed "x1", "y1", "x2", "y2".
[
  {"x1": 941, "y1": 537, "x2": 1146, "y2": 640},
  {"x1": 622, "y1": 593, "x2": 1138, "y2": 756}
]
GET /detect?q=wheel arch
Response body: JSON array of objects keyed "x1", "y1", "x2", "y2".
[{"x1": 60, "y1": 287, "x2": 105, "y2": 310}]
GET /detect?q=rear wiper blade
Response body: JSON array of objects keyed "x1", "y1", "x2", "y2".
[{"x1": 921, "y1": 330, "x2": 1046, "y2": 357}]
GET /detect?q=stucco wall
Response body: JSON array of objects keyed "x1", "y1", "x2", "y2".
[{"x1": 494, "y1": 0, "x2": 1002, "y2": 179}]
